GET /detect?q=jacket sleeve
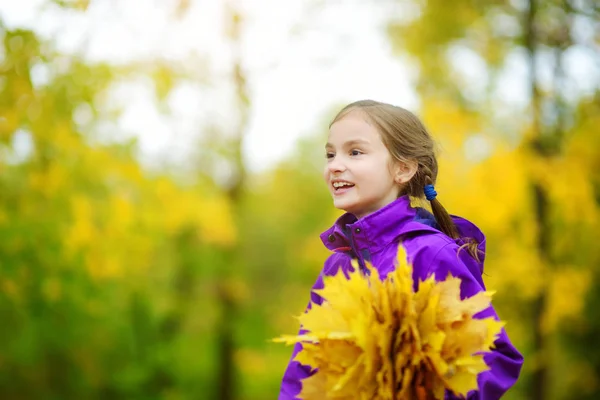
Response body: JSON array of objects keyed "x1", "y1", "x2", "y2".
[
  {"x1": 279, "y1": 253, "x2": 350, "y2": 400},
  {"x1": 423, "y1": 243, "x2": 524, "y2": 400}
]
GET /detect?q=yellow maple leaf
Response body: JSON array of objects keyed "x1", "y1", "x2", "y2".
[{"x1": 274, "y1": 244, "x2": 504, "y2": 399}]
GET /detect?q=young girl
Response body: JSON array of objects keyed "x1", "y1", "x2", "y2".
[{"x1": 279, "y1": 100, "x2": 523, "y2": 399}]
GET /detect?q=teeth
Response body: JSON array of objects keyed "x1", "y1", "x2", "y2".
[{"x1": 333, "y1": 182, "x2": 353, "y2": 188}]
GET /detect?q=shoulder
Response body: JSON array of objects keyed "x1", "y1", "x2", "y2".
[
  {"x1": 323, "y1": 251, "x2": 353, "y2": 277},
  {"x1": 402, "y1": 231, "x2": 482, "y2": 280},
  {"x1": 401, "y1": 229, "x2": 454, "y2": 267},
  {"x1": 404, "y1": 232, "x2": 486, "y2": 294}
]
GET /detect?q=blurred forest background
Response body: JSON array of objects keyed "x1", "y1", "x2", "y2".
[{"x1": 1, "y1": 0, "x2": 599, "y2": 399}]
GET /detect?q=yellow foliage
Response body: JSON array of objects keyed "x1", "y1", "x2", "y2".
[
  {"x1": 154, "y1": 178, "x2": 186, "y2": 234},
  {"x1": 119, "y1": 162, "x2": 144, "y2": 184},
  {"x1": 297, "y1": 234, "x2": 333, "y2": 273},
  {"x1": 85, "y1": 251, "x2": 122, "y2": 281},
  {"x1": 474, "y1": 149, "x2": 530, "y2": 229},
  {"x1": 153, "y1": 178, "x2": 236, "y2": 245},
  {"x1": 438, "y1": 143, "x2": 531, "y2": 237},
  {"x1": 0, "y1": 108, "x2": 19, "y2": 138},
  {"x1": 421, "y1": 99, "x2": 481, "y2": 152},
  {"x1": 275, "y1": 246, "x2": 502, "y2": 399},
  {"x1": 197, "y1": 197, "x2": 237, "y2": 247},
  {"x1": 543, "y1": 267, "x2": 592, "y2": 333},
  {"x1": 28, "y1": 163, "x2": 68, "y2": 197},
  {"x1": 485, "y1": 241, "x2": 544, "y2": 299},
  {"x1": 107, "y1": 194, "x2": 134, "y2": 234},
  {"x1": 66, "y1": 195, "x2": 96, "y2": 254},
  {"x1": 235, "y1": 348, "x2": 268, "y2": 376},
  {"x1": 545, "y1": 157, "x2": 598, "y2": 226},
  {"x1": 270, "y1": 283, "x2": 316, "y2": 333},
  {"x1": 567, "y1": 109, "x2": 600, "y2": 170},
  {"x1": 518, "y1": 145, "x2": 599, "y2": 255},
  {"x1": 54, "y1": 122, "x2": 81, "y2": 153}
]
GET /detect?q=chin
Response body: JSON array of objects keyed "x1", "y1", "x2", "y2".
[
  {"x1": 333, "y1": 201, "x2": 357, "y2": 215},
  {"x1": 332, "y1": 193, "x2": 364, "y2": 213},
  {"x1": 333, "y1": 201, "x2": 352, "y2": 212}
]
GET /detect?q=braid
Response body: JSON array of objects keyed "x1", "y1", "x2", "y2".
[{"x1": 421, "y1": 167, "x2": 481, "y2": 262}]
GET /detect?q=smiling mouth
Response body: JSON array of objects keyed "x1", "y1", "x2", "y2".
[{"x1": 332, "y1": 182, "x2": 355, "y2": 192}]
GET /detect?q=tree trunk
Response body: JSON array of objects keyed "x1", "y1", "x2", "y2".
[
  {"x1": 525, "y1": 0, "x2": 572, "y2": 397},
  {"x1": 530, "y1": 182, "x2": 549, "y2": 400},
  {"x1": 524, "y1": 1, "x2": 549, "y2": 399},
  {"x1": 216, "y1": 5, "x2": 249, "y2": 400}
]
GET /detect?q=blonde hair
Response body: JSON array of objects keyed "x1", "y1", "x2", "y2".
[{"x1": 330, "y1": 99, "x2": 480, "y2": 260}]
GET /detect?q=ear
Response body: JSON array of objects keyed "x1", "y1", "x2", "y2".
[{"x1": 393, "y1": 159, "x2": 418, "y2": 184}]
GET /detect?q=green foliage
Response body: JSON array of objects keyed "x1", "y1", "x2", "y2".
[{"x1": 1, "y1": 1, "x2": 598, "y2": 399}]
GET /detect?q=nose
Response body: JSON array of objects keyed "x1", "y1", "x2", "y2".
[{"x1": 327, "y1": 156, "x2": 346, "y2": 174}]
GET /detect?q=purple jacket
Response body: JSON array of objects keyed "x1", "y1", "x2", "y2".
[{"x1": 279, "y1": 196, "x2": 523, "y2": 399}]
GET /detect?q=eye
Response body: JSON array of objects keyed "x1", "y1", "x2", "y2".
[
  {"x1": 326, "y1": 152, "x2": 335, "y2": 159},
  {"x1": 350, "y1": 149, "x2": 363, "y2": 156}
]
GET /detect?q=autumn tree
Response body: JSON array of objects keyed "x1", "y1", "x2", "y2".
[
  {"x1": 0, "y1": 8, "x2": 239, "y2": 398},
  {"x1": 387, "y1": 1, "x2": 600, "y2": 398}
]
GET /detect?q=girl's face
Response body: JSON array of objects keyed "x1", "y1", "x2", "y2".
[{"x1": 324, "y1": 111, "x2": 403, "y2": 219}]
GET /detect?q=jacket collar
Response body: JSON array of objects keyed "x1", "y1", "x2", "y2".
[
  {"x1": 320, "y1": 195, "x2": 486, "y2": 265},
  {"x1": 320, "y1": 196, "x2": 425, "y2": 252}
]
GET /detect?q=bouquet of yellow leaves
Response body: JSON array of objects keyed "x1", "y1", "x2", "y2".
[{"x1": 275, "y1": 246, "x2": 504, "y2": 400}]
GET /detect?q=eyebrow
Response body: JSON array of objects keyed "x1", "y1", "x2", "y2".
[{"x1": 325, "y1": 139, "x2": 370, "y2": 149}]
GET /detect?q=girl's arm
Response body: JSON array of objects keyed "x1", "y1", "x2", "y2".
[
  {"x1": 279, "y1": 334, "x2": 314, "y2": 400},
  {"x1": 279, "y1": 254, "x2": 342, "y2": 400},
  {"x1": 424, "y1": 243, "x2": 524, "y2": 400},
  {"x1": 280, "y1": 243, "x2": 523, "y2": 400}
]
